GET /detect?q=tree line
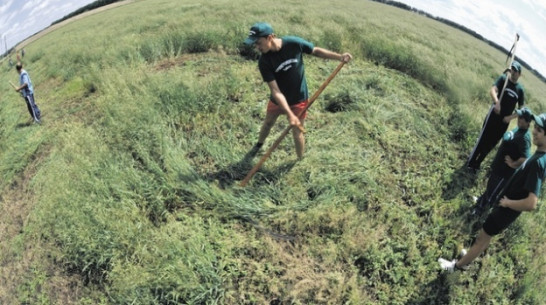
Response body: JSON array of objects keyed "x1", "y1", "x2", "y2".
[{"x1": 51, "y1": 0, "x2": 125, "y2": 25}]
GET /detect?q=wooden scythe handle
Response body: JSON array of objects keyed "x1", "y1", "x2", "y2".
[
  {"x1": 498, "y1": 33, "x2": 520, "y2": 107},
  {"x1": 239, "y1": 61, "x2": 346, "y2": 187}
]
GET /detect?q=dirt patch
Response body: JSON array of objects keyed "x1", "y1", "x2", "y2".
[
  {"x1": 0, "y1": 2, "x2": 131, "y2": 302},
  {"x1": 0, "y1": 162, "x2": 35, "y2": 301},
  {"x1": 154, "y1": 55, "x2": 192, "y2": 71},
  {"x1": 0, "y1": 146, "x2": 84, "y2": 304},
  {"x1": 0, "y1": 144, "x2": 85, "y2": 303}
]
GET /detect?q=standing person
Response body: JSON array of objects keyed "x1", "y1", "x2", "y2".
[
  {"x1": 244, "y1": 22, "x2": 352, "y2": 159},
  {"x1": 466, "y1": 61, "x2": 525, "y2": 172},
  {"x1": 439, "y1": 112, "x2": 546, "y2": 272},
  {"x1": 472, "y1": 107, "x2": 533, "y2": 215},
  {"x1": 13, "y1": 62, "x2": 41, "y2": 124}
]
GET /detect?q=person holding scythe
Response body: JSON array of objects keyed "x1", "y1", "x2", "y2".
[
  {"x1": 471, "y1": 107, "x2": 533, "y2": 215},
  {"x1": 13, "y1": 62, "x2": 41, "y2": 124},
  {"x1": 466, "y1": 61, "x2": 525, "y2": 172},
  {"x1": 244, "y1": 22, "x2": 352, "y2": 159},
  {"x1": 440, "y1": 112, "x2": 546, "y2": 272}
]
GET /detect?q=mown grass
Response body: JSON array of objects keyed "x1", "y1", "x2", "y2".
[{"x1": 1, "y1": 0, "x2": 546, "y2": 304}]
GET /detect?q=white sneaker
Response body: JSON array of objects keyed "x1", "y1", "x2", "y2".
[
  {"x1": 438, "y1": 258, "x2": 457, "y2": 272},
  {"x1": 460, "y1": 248, "x2": 468, "y2": 257}
]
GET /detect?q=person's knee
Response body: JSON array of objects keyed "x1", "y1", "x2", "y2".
[
  {"x1": 292, "y1": 127, "x2": 304, "y2": 138},
  {"x1": 263, "y1": 114, "x2": 279, "y2": 127},
  {"x1": 258, "y1": 118, "x2": 273, "y2": 131},
  {"x1": 476, "y1": 230, "x2": 492, "y2": 248}
]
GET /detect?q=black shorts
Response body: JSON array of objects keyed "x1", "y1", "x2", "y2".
[{"x1": 483, "y1": 206, "x2": 521, "y2": 236}]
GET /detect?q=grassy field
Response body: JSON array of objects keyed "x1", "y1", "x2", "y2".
[{"x1": 1, "y1": 0, "x2": 546, "y2": 304}]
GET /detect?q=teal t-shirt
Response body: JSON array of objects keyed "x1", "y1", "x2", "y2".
[
  {"x1": 503, "y1": 151, "x2": 546, "y2": 201},
  {"x1": 258, "y1": 36, "x2": 314, "y2": 105},
  {"x1": 493, "y1": 75, "x2": 525, "y2": 117},
  {"x1": 491, "y1": 127, "x2": 531, "y2": 177}
]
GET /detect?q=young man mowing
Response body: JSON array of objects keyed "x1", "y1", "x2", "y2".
[{"x1": 244, "y1": 22, "x2": 352, "y2": 159}]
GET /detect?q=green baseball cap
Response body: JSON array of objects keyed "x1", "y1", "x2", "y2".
[
  {"x1": 244, "y1": 22, "x2": 273, "y2": 45},
  {"x1": 533, "y1": 113, "x2": 546, "y2": 129},
  {"x1": 511, "y1": 61, "x2": 522, "y2": 73},
  {"x1": 516, "y1": 107, "x2": 533, "y2": 122}
]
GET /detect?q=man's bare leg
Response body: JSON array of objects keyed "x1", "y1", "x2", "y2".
[
  {"x1": 292, "y1": 117, "x2": 305, "y2": 159},
  {"x1": 456, "y1": 229, "x2": 492, "y2": 268},
  {"x1": 258, "y1": 112, "x2": 280, "y2": 145}
]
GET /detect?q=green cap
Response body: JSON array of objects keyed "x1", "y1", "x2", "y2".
[
  {"x1": 511, "y1": 61, "x2": 522, "y2": 73},
  {"x1": 244, "y1": 22, "x2": 273, "y2": 45},
  {"x1": 533, "y1": 113, "x2": 546, "y2": 129},
  {"x1": 516, "y1": 107, "x2": 533, "y2": 122}
]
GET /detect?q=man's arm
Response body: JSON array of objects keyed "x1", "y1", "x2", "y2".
[
  {"x1": 499, "y1": 192, "x2": 538, "y2": 211},
  {"x1": 501, "y1": 112, "x2": 518, "y2": 124},
  {"x1": 490, "y1": 83, "x2": 515, "y2": 122},
  {"x1": 267, "y1": 80, "x2": 301, "y2": 127},
  {"x1": 490, "y1": 85, "x2": 501, "y2": 114},
  {"x1": 15, "y1": 82, "x2": 28, "y2": 92},
  {"x1": 504, "y1": 155, "x2": 526, "y2": 169},
  {"x1": 311, "y1": 47, "x2": 352, "y2": 63},
  {"x1": 16, "y1": 74, "x2": 29, "y2": 92}
]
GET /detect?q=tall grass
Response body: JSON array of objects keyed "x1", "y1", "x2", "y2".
[{"x1": 1, "y1": 0, "x2": 546, "y2": 304}]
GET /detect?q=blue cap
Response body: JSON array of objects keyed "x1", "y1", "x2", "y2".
[
  {"x1": 244, "y1": 22, "x2": 273, "y2": 45},
  {"x1": 533, "y1": 113, "x2": 546, "y2": 129},
  {"x1": 516, "y1": 107, "x2": 533, "y2": 122},
  {"x1": 511, "y1": 61, "x2": 522, "y2": 73}
]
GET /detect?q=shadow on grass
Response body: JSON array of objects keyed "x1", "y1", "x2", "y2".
[
  {"x1": 204, "y1": 146, "x2": 260, "y2": 189},
  {"x1": 353, "y1": 255, "x2": 452, "y2": 304},
  {"x1": 253, "y1": 160, "x2": 297, "y2": 186},
  {"x1": 205, "y1": 146, "x2": 297, "y2": 189},
  {"x1": 405, "y1": 272, "x2": 451, "y2": 305},
  {"x1": 441, "y1": 164, "x2": 478, "y2": 201},
  {"x1": 459, "y1": 202, "x2": 489, "y2": 236},
  {"x1": 16, "y1": 121, "x2": 34, "y2": 128}
]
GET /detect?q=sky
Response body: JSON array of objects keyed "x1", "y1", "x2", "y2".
[
  {"x1": 397, "y1": 0, "x2": 546, "y2": 77},
  {"x1": 0, "y1": 0, "x2": 545, "y2": 76},
  {"x1": 0, "y1": 0, "x2": 96, "y2": 53}
]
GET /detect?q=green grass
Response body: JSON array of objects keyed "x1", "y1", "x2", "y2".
[{"x1": 1, "y1": 0, "x2": 546, "y2": 304}]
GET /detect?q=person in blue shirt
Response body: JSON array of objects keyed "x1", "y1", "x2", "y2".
[
  {"x1": 14, "y1": 62, "x2": 41, "y2": 124},
  {"x1": 244, "y1": 22, "x2": 352, "y2": 159}
]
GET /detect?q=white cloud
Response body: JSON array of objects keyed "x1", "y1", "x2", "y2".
[
  {"x1": 30, "y1": 0, "x2": 57, "y2": 17},
  {"x1": 0, "y1": 0, "x2": 96, "y2": 51},
  {"x1": 22, "y1": 0, "x2": 40, "y2": 11},
  {"x1": 0, "y1": 0, "x2": 14, "y2": 15},
  {"x1": 398, "y1": 0, "x2": 546, "y2": 76}
]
